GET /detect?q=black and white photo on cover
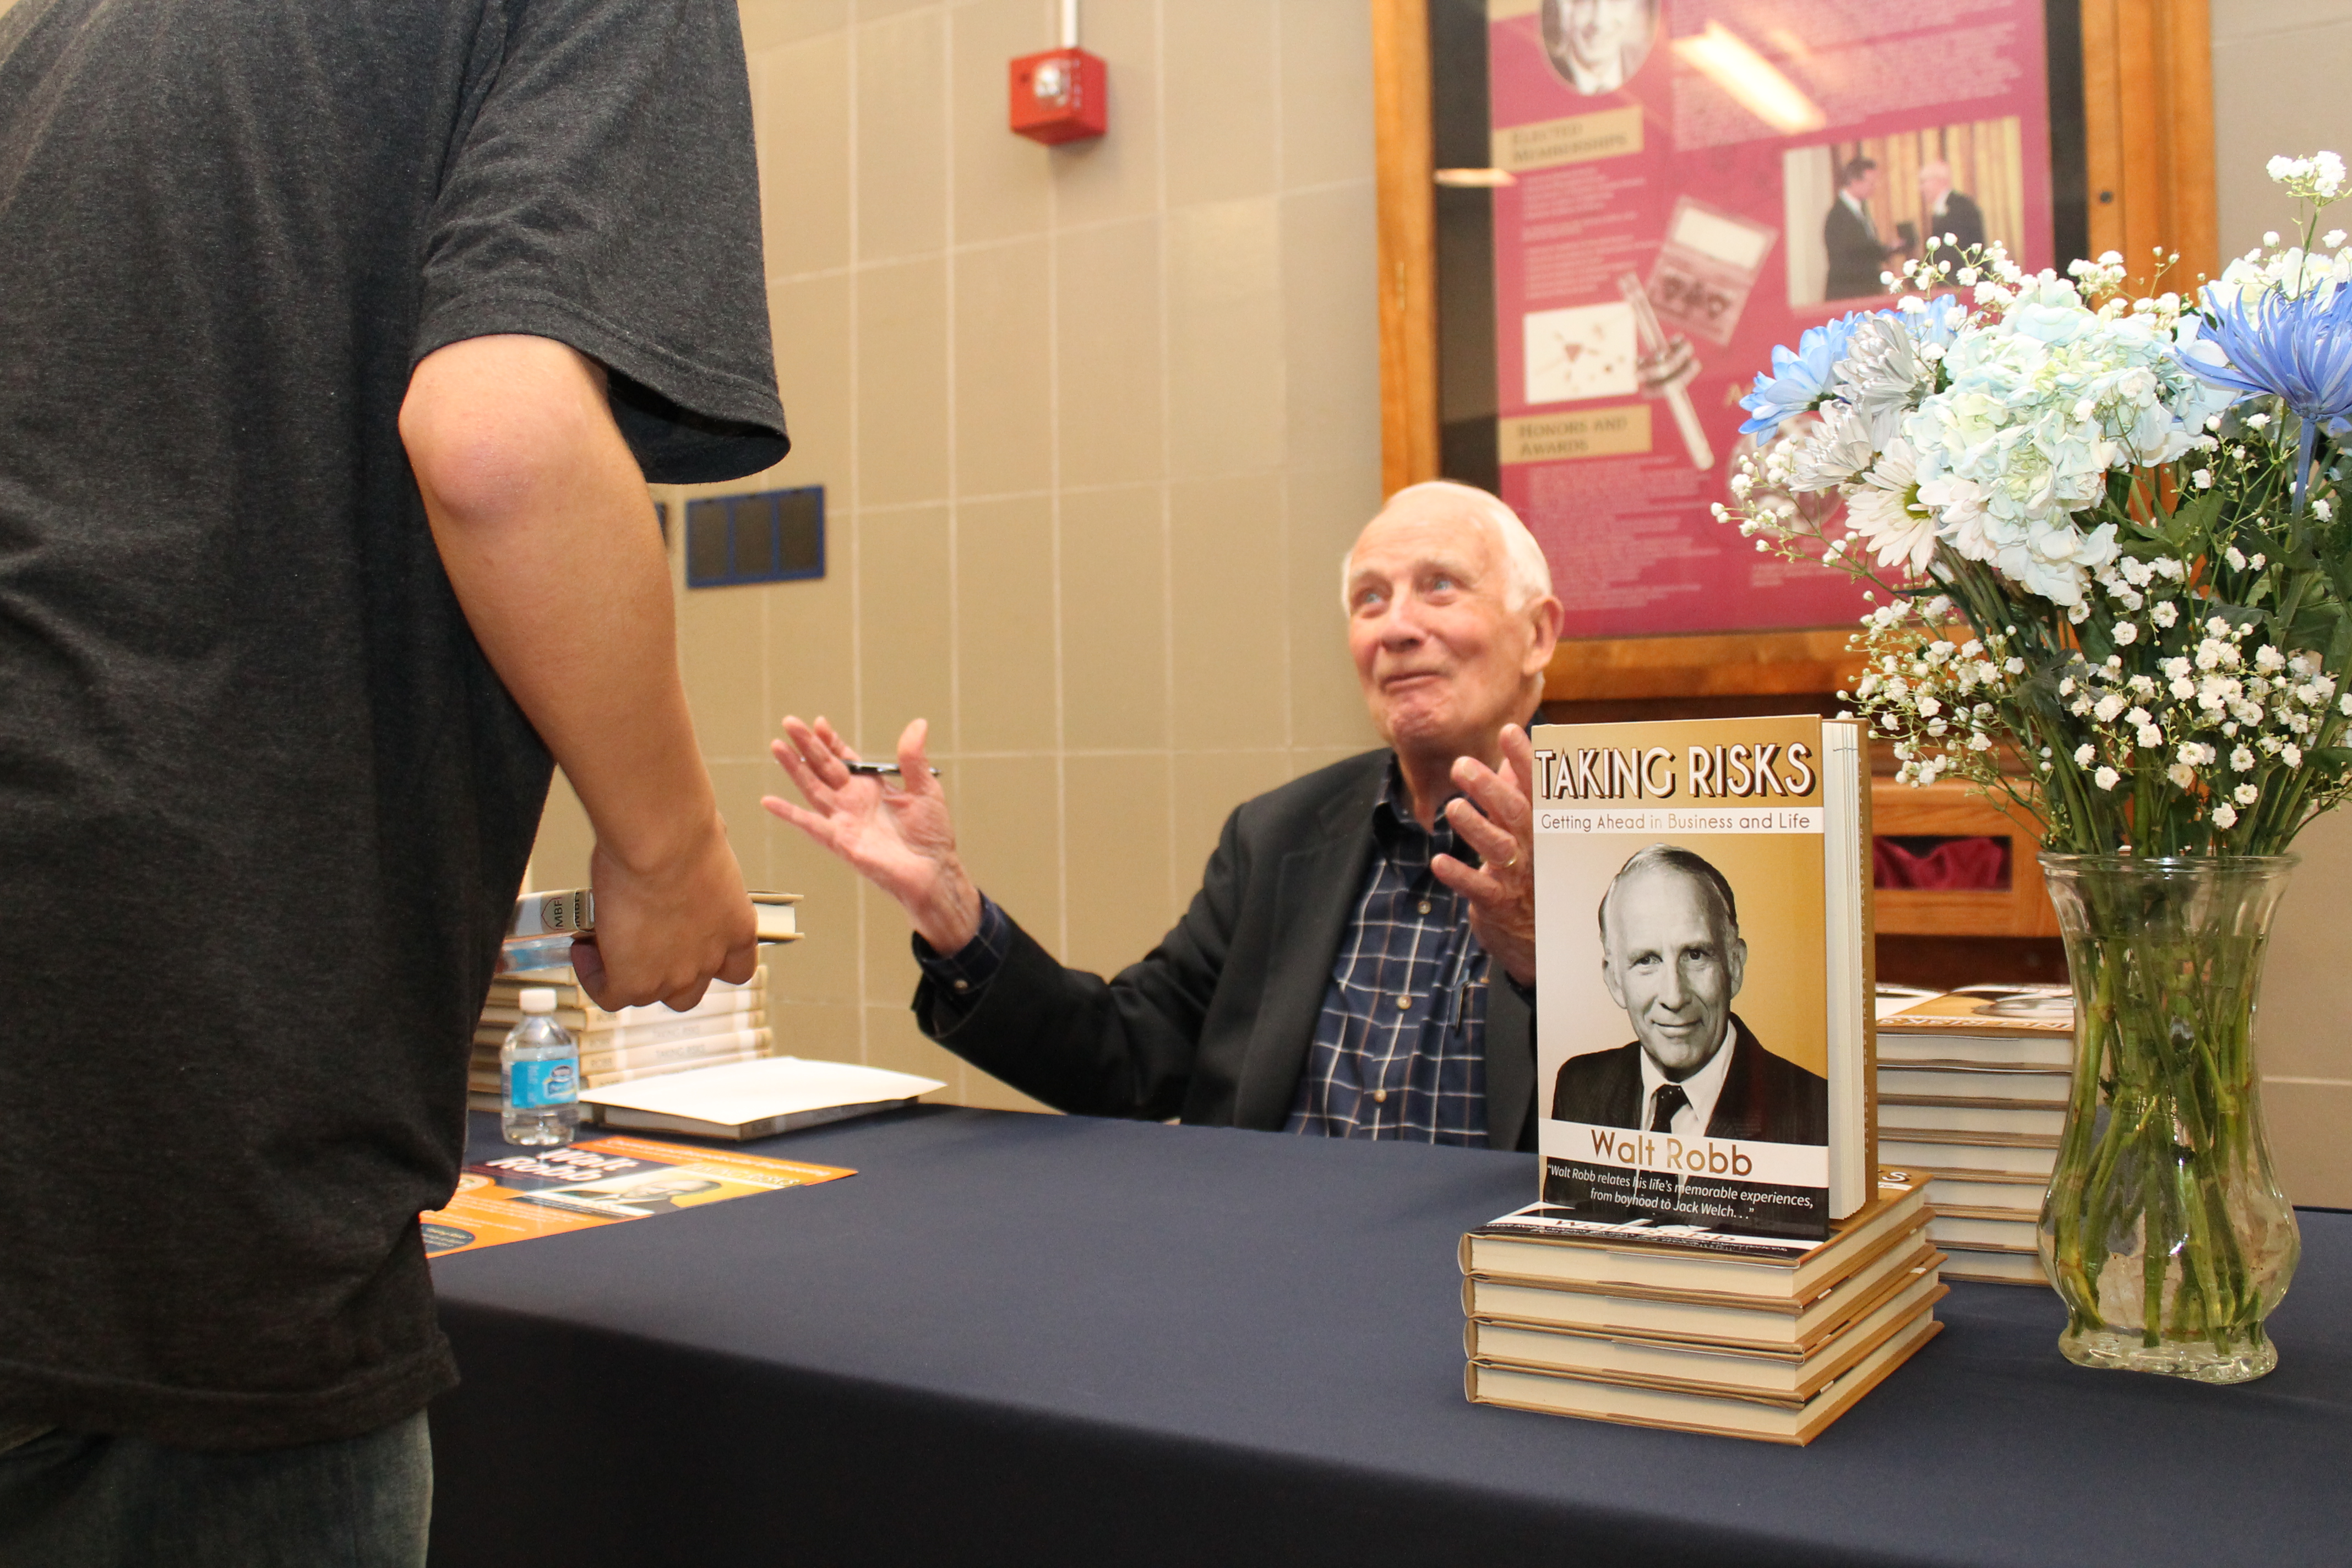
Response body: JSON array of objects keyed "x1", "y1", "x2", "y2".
[{"x1": 1550, "y1": 843, "x2": 1828, "y2": 1146}]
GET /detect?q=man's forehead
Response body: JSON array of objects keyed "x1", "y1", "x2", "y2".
[
  {"x1": 1605, "y1": 866, "x2": 1730, "y2": 935},
  {"x1": 1347, "y1": 508, "x2": 1497, "y2": 578}
]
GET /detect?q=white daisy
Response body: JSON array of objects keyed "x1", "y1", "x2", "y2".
[{"x1": 1843, "y1": 439, "x2": 1939, "y2": 574}]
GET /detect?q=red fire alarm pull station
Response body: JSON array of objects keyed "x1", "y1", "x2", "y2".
[{"x1": 1009, "y1": 0, "x2": 1104, "y2": 144}]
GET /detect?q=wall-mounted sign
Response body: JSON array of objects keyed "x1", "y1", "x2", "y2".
[
  {"x1": 1480, "y1": 0, "x2": 2057, "y2": 640},
  {"x1": 685, "y1": 486, "x2": 826, "y2": 589}
]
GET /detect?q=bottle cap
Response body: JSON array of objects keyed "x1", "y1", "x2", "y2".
[{"x1": 519, "y1": 987, "x2": 558, "y2": 1015}]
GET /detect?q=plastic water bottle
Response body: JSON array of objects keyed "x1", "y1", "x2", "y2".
[{"x1": 501, "y1": 987, "x2": 580, "y2": 1147}]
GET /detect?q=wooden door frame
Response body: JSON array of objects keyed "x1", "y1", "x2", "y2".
[{"x1": 1373, "y1": 0, "x2": 2218, "y2": 703}]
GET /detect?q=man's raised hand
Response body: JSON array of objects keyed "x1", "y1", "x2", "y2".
[
  {"x1": 763, "y1": 716, "x2": 983, "y2": 954},
  {"x1": 1431, "y1": 722, "x2": 1539, "y2": 988}
]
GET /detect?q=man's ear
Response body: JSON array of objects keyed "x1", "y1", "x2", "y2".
[
  {"x1": 1600, "y1": 951, "x2": 1626, "y2": 1011},
  {"x1": 1725, "y1": 934, "x2": 1748, "y2": 999},
  {"x1": 1521, "y1": 595, "x2": 1564, "y2": 679}
]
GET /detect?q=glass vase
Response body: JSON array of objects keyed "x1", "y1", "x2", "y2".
[{"x1": 2037, "y1": 854, "x2": 2302, "y2": 1384}]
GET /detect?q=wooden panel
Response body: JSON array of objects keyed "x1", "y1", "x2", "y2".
[
  {"x1": 1872, "y1": 779, "x2": 2062, "y2": 939},
  {"x1": 1372, "y1": 0, "x2": 1439, "y2": 496},
  {"x1": 2081, "y1": 0, "x2": 2216, "y2": 295},
  {"x1": 1545, "y1": 629, "x2": 1865, "y2": 703}
]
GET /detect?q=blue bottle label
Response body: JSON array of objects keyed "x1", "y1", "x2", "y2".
[{"x1": 507, "y1": 1058, "x2": 578, "y2": 1109}]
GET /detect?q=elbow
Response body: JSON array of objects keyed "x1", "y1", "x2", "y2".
[{"x1": 399, "y1": 336, "x2": 609, "y2": 530}]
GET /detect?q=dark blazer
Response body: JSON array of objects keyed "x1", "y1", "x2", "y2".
[
  {"x1": 1924, "y1": 190, "x2": 1987, "y2": 274},
  {"x1": 913, "y1": 749, "x2": 1537, "y2": 1152},
  {"x1": 1823, "y1": 197, "x2": 1891, "y2": 300},
  {"x1": 1548, "y1": 1013, "x2": 1827, "y2": 1146}
]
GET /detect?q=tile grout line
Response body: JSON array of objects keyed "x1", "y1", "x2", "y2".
[
  {"x1": 1046, "y1": 0, "x2": 1072, "y2": 974},
  {"x1": 1270, "y1": 0, "x2": 1294, "y2": 771},
  {"x1": 1151, "y1": 0, "x2": 1179, "y2": 930},
  {"x1": 755, "y1": 172, "x2": 1375, "y2": 289},
  {"x1": 939, "y1": 0, "x2": 970, "y2": 1104},
  {"x1": 845, "y1": 13, "x2": 870, "y2": 1070}
]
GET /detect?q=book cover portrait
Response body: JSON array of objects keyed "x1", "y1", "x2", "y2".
[{"x1": 1533, "y1": 715, "x2": 1864, "y2": 1240}]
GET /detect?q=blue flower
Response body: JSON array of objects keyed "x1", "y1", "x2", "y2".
[
  {"x1": 2180, "y1": 281, "x2": 2352, "y2": 508},
  {"x1": 1739, "y1": 313, "x2": 1863, "y2": 434},
  {"x1": 1903, "y1": 292, "x2": 1969, "y2": 349}
]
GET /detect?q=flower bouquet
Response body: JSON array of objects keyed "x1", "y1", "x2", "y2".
[{"x1": 1718, "y1": 153, "x2": 2352, "y2": 1382}]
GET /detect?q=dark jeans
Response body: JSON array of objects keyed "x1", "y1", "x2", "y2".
[{"x1": 0, "y1": 1411, "x2": 430, "y2": 1568}]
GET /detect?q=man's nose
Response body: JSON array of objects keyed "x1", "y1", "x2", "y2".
[
  {"x1": 1656, "y1": 962, "x2": 1694, "y2": 1011},
  {"x1": 1379, "y1": 592, "x2": 1431, "y2": 644}
]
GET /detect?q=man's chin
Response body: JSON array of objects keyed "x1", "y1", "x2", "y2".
[
  {"x1": 1371, "y1": 703, "x2": 1462, "y2": 753},
  {"x1": 1638, "y1": 1034, "x2": 1719, "y2": 1076}
]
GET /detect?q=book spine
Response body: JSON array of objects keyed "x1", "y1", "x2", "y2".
[
  {"x1": 576, "y1": 1026, "x2": 771, "y2": 1075},
  {"x1": 1825, "y1": 717, "x2": 1873, "y2": 1222},
  {"x1": 510, "y1": 889, "x2": 595, "y2": 936},
  {"x1": 476, "y1": 987, "x2": 768, "y2": 1032},
  {"x1": 583, "y1": 1041, "x2": 767, "y2": 1088}
]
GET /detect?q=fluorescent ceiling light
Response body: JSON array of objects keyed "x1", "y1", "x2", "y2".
[
  {"x1": 1673, "y1": 23, "x2": 1825, "y2": 136},
  {"x1": 1433, "y1": 168, "x2": 1516, "y2": 188}
]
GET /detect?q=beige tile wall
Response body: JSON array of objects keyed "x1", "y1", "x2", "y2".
[
  {"x1": 531, "y1": 0, "x2": 1386, "y2": 1109},
  {"x1": 2209, "y1": 0, "x2": 2352, "y2": 1205}
]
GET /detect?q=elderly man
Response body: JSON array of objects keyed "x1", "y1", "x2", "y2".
[
  {"x1": 765, "y1": 481, "x2": 1563, "y2": 1150},
  {"x1": 1550, "y1": 844, "x2": 1826, "y2": 1144},
  {"x1": 1543, "y1": 0, "x2": 1658, "y2": 96},
  {"x1": 1918, "y1": 160, "x2": 1988, "y2": 276}
]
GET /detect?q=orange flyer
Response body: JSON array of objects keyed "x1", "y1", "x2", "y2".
[{"x1": 422, "y1": 1134, "x2": 854, "y2": 1257}]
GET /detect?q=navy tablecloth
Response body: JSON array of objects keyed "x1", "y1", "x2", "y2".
[{"x1": 426, "y1": 1107, "x2": 2352, "y2": 1567}]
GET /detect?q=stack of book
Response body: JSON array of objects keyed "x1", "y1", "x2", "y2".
[
  {"x1": 1461, "y1": 1174, "x2": 1942, "y2": 1444},
  {"x1": 1875, "y1": 990, "x2": 2076, "y2": 1284},
  {"x1": 467, "y1": 971, "x2": 774, "y2": 1112}
]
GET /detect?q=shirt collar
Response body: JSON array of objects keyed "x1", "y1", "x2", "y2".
[
  {"x1": 1636, "y1": 1017, "x2": 1739, "y2": 1134},
  {"x1": 1374, "y1": 755, "x2": 1460, "y2": 851}
]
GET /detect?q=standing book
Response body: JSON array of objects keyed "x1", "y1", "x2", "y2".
[{"x1": 1529, "y1": 715, "x2": 1875, "y2": 1241}]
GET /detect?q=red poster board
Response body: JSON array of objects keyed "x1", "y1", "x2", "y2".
[{"x1": 1487, "y1": 0, "x2": 2054, "y2": 640}]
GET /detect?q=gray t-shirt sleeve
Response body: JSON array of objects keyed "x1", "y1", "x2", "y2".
[{"x1": 413, "y1": 0, "x2": 787, "y2": 482}]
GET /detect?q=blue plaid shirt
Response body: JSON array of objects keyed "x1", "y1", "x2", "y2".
[
  {"x1": 914, "y1": 761, "x2": 1522, "y2": 1146},
  {"x1": 1280, "y1": 763, "x2": 1491, "y2": 1145}
]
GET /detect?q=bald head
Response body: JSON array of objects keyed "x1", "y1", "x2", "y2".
[
  {"x1": 1340, "y1": 481, "x2": 1552, "y2": 614},
  {"x1": 1341, "y1": 482, "x2": 1562, "y2": 772},
  {"x1": 1919, "y1": 161, "x2": 1952, "y2": 203}
]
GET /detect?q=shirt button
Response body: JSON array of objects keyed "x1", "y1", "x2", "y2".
[
  {"x1": 1373, "y1": 1089, "x2": 1389, "y2": 1103},
  {"x1": 1396, "y1": 995, "x2": 1413, "y2": 1010},
  {"x1": 952, "y1": 979, "x2": 970, "y2": 992},
  {"x1": 1417, "y1": 900, "x2": 1432, "y2": 914}
]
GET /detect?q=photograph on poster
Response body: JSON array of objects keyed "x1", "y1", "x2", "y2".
[
  {"x1": 1524, "y1": 300, "x2": 1641, "y2": 404},
  {"x1": 1539, "y1": 0, "x2": 1661, "y2": 97},
  {"x1": 1784, "y1": 117, "x2": 2029, "y2": 306}
]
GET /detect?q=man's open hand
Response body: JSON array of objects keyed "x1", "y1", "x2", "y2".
[
  {"x1": 1431, "y1": 723, "x2": 1538, "y2": 988},
  {"x1": 763, "y1": 716, "x2": 982, "y2": 954}
]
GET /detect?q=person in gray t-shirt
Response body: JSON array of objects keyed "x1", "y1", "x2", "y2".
[{"x1": 0, "y1": 0, "x2": 786, "y2": 1558}]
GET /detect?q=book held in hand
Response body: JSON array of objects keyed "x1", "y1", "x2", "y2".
[
  {"x1": 499, "y1": 889, "x2": 802, "y2": 974},
  {"x1": 1530, "y1": 715, "x2": 1874, "y2": 1242}
]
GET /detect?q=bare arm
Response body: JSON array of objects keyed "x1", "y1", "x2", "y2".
[{"x1": 400, "y1": 334, "x2": 756, "y2": 1010}]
